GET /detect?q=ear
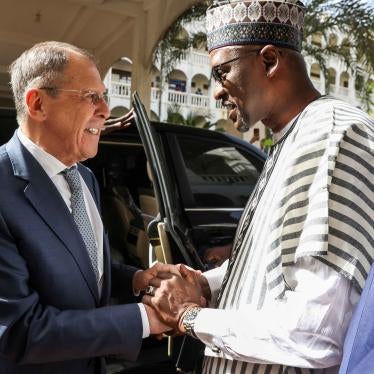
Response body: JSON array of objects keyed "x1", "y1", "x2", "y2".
[
  {"x1": 25, "y1": 88, "x2": 47, "y2": 122},
  {"x1": 260, "y1": 45, "x2": 281, "y2": 78}
]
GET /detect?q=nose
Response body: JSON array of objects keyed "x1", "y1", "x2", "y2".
[
  {"x1": 97, "y1": 97, "x2": 110, "y2": 119},
  {"x1": 213, "y1": 80, "x2": 226, "y2": 101}
]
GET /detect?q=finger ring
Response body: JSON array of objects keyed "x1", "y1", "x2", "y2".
[{"x1": 145, "y1": 286, "x2": 155, "y2": 296}]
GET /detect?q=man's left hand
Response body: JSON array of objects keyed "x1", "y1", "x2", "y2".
[{"x1": 132, "y1": 262, "x2": 180, "y2": 294}]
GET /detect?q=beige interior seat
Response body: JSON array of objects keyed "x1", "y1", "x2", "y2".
[
  {"x1": 139, "y1": 161, "x2": 159, "y2": 217},
  {"x1": 103, "y1": 184, "x2": 150, "y2": 268},
  {"x1": 139, "y1": 194, "x2": 159, "y2": 217}
]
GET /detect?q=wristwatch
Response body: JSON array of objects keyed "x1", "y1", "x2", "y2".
[{"x1": 181, "y1": 306, "x2": 202, "y2": 338}]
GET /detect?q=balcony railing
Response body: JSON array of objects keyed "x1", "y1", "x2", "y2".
[
  {"x1": 337, "y1": 86, "x2": 350, "y2": 96},
  {"x1": 190, "y1": 93, "x2": 209, "y2": 108},
  {"x1": 110, "y1": 81, "x2": 131, "y2": 97},
  {"x1": 180, "y1": 49, "x2": 210, "y2": 66},
  {"x1": 190, "y1": 51, "x2": 210, "y2": 66},
  {"x1": 109, "y1": 82, "x2": 223, "y2": 112},
  {"x1": 167, "y1": 90, "x2": 210, "y2": 109},
  {"x1": 168, "y1": 90, "x2": 188, "y2": 105},
  {"x1": 151, "y1": 87, "x2": 160, "y2": 101}
]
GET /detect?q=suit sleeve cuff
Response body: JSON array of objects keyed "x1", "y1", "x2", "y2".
[{"x1": 137, "y1": 303, "x2": 150, "y2": 338}]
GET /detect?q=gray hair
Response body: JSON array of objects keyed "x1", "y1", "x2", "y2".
[{"x1": 9, "y1": 41, "x2": 96, "y2": 125}]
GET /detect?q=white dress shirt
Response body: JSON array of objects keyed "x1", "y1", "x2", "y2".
[
  {"x1": 17, "y1": 128, "x2": 105, "y2": 288},
  {"x1": 198, "y1": 258, "x2": 360, "y2": 372},
  {"x1": 17, "y1": 129, "x2": 150, "y2": 338}
]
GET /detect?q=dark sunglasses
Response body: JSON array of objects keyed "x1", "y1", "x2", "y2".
[{"x1": 211, "y1": 48, "x2": 262, "y2": 84}]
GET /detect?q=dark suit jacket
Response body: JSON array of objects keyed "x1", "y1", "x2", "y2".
[
  {"x1": 0, "y1": 133, "x2": 143, "y2": 373},
  {"x1": 339, "y1": 263, "x2": 374, "y2": 374}
]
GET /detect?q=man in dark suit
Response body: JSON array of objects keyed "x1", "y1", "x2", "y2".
[{"x1": 0, "y1": 41, "x2": 171, "y2": 373}]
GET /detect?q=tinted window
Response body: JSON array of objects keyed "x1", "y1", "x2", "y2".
[
  {"x1": 0, "y1": 109, "x2": 17, "y2": 145},
  {"x1": 177, "y1": 136, "x2": 261, "y2": 208}
]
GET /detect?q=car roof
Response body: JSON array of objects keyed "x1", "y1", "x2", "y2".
[{"x1": 101, "y1": 120, "x2": 267, "y2": 160}]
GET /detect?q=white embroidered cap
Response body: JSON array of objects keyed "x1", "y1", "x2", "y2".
[{"x1": 206, "y1": 0, "x2": 306, "y2": 52}]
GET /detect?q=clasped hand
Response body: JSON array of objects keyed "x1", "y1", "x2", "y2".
[{"x1": 133, "y1": 262, "x2": 209, "y2": 335}]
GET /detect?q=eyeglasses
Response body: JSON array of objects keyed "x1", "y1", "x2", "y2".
[
  {"x1": 39, "y1": 87, "x2": 108, "y2": 105},
  {"x1": 211, "y1": 48, "x2": 262, "y2": 84}
]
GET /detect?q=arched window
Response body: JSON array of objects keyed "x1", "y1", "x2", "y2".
[
  {"x1": 192, "y1": 32, "x2": 207, "y2": 51},
  {"x1": 191, "y1": 73, "x2": 210, "y2": 96},
  {"x1": 341, "y1": 38, "x2": 351, "y2": 56},
  {"x1": 111, "y1": 106, "x2": 129, "y2": 117},
  {"x1": 310, "y1": 63, "x2": 321, "y2": 79},
  {"x1": 168, "y1": 70, "x2": 187, "y2": 92},
  {"x1": 327, "y1": 68, "x2": 336, "y2": 85},
  {"x1": 355, "y1": 74, "x2": 364, "y2": 92},
  {"x1": 311, "y1": 32, "x2": 323, "y2": 47},
  {"x1": 172, "y1": 27, "x2": 189, "y2": 49},
  {"x1": 340, "y1": 72, "x2": 349, "y2": 88}
]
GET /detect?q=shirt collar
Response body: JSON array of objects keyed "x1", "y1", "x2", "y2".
[
  {"x1": 272, "y1": 113, "x2": 299, "y2": 144},
  {"x1": 17, "y1": 128, "x2": 74, "y2": 178}
]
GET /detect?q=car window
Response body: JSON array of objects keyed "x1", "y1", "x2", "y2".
[{"x1": 177, "y1": 136, "x2": 261, "y2": 208}]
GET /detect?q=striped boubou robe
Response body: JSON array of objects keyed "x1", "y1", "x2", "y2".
[{"x1": 203, "y1": 96, "x2": 373, "y2": 374}]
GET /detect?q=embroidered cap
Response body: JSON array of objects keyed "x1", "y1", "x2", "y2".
[{"x1": 206, "y1": 0, "x2": 306, "y2": 52}]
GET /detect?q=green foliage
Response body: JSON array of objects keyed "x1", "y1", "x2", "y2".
[
  {"x1": 166, "y1": 104, "x2": 225, "y2": 131},
  {"x1": 166, "y1": 104, "x2": 185, "y2": 125},
  {"x1": 303, "y1": 0, "x2": 374, "y2": 110},
  {"x1": 192, "y1": 31, "x2": 208, "y2": 49},
  {"x1": 153, "y1": 1, "x2": 210, "y2": 80}
]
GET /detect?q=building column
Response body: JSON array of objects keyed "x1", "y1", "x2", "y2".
[
  {"x1": 131, "y1": 62, "x2": 152, "y2": 114},
  {"x1": 349, "y1": 73, "x2": 356, "y2": 100},
  {"x1": 130, "y1": 10, "x2": 153, "y2": 115}
]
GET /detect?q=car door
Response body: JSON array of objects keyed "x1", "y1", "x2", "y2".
[
  {"x1": 133, "y1": 92, "x2": 204, "y2": 271},
  {"x1": 162, "y1": 126, "x2": 265, "y2": 269},
  {"x1": 133, "y1": 92, "x2": 266, "y2": 271},
  {"x1": 134, "y1": 91, "x2": 266, "y2": 269},
  {"x1": 133, "y1": 93, "x2": 266, "y2": 372}
]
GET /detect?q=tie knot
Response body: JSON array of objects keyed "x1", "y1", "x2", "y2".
[{"x1": 62, "y1": 166, "x2": 81, "y2": 192}]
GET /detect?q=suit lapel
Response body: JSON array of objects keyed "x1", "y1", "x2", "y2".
[{"x1": 6, "y1": 133, "x2": 99, "y2": 303}]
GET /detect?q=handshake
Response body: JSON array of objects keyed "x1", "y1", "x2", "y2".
[{"x1": 132, "y1": 263, "x2": 211, "y2": 337}]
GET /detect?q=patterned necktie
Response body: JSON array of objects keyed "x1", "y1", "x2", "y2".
[{"x1": 63, "y1": 166, "x2": 99, "y2": 284}]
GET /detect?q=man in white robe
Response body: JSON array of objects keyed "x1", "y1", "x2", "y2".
[{"x1": 143, "y1": 1, "x2": 374, "y2": 373}]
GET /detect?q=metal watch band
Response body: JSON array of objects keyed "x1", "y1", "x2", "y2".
[{"x1": 182, "y1": 306, "x2": 202, "y2": 338}]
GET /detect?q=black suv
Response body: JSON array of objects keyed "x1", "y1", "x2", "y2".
[{"x1": 0, "y1": 96, "x2": 266, "y2": 373}]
